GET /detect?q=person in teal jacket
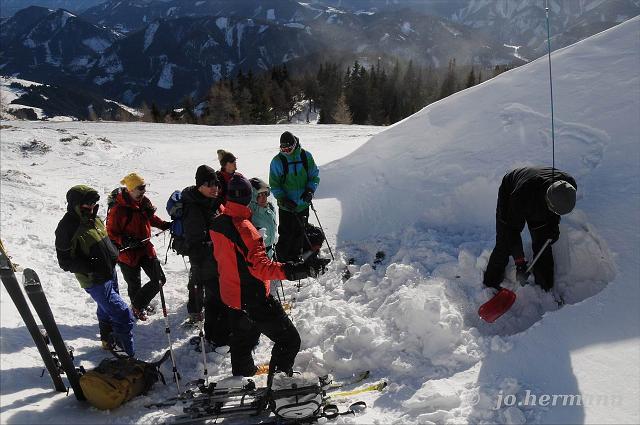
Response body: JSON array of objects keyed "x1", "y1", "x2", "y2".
[
  {"x1": 248, "y1": 177, "x2": 278, "y2": 259},
  {"x1": 269, "y1": 131, "x2": 320, "y2": 263}
]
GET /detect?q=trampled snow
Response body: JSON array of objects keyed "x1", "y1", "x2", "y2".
[{"x1": 1, "y1": 16, "x2": 639, "y2": 425}]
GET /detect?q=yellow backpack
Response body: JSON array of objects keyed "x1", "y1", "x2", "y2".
[{"x1": 80, "y1": 351, "x2": 169, "y2": 410}]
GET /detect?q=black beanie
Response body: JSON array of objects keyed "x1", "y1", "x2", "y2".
[
  {"x1": 195, "y1": 165, "x2": 218, "y2": 188},
  {"x1": 227, "y1": 174, "x2": 252, "y2": 206},
  {"x1": 546, "y1": 180, "x2": 576, "y2": 215},
  {"x1": 280, "y1": 131, "x2": 298, "y2": 148}
]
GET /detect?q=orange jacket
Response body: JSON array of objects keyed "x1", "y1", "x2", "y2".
[{"x1": 209, "y1": 201, "x2": 286, "y2": 310}]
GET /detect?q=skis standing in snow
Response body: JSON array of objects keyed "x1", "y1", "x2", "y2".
[
  {"x1": 106, "y1": 172, "x2": 171, "y2": 321},
  {"x1": 54, "y1": 185, "x2": 136, "y2": 356},
  {"x1": 483, "y1": 167, "x2": 577, "y2": 292}
]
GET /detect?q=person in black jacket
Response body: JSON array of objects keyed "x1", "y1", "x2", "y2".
[
  {"x1": 181, "y1": 165, "x2": 231, "y2": 346},
  {"x1": 55, "y1": 185, "x2": 135, "y2": 356},
  {"x1": 483, "y1": 167, "x2": 577, "y2": 291}
]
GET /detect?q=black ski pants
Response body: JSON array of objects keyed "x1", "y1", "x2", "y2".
[
  {"x1": 229, "y1": 295, "x2": 301, "y2": 377},
  {"x1": 189, "y1": 259, "x2": 231, "y2": 345},
  {"x1": 119, "y1": 256, "x2": 164, "y2": 310},
  {"x1": 484, "y1": 221, "x2": 556, "y2": 291},
  {"x1": 276, "y1": 207, "x2": 309, "y2": 262}
]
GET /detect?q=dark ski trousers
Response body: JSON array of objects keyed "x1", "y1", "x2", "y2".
[
  {"x1": 229, "y1": 295, "x2": 301, "y2": 377},
  {"x1": 276, "y1": 207, "x2": 309, "y2": 262},
  {"x1": 118, "y1": 256, "x2": 163, "y2": 310},
  {"x1": 190, "y1": 259, "x2": 231, "y2": 345},
  {"x1": 484, "y1": 221, "x2": 555, "y2": 291},
  {"x1": 85, "y1": 273, "x2": 136, "y2": 356}
]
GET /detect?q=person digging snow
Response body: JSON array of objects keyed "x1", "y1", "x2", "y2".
[{"x1": 483, "y1": 166, "x2": 577, "y2": 292}]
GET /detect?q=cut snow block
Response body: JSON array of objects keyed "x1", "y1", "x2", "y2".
[{"x1": 478, "y1": 288, "x2": 516, "y2": 323}]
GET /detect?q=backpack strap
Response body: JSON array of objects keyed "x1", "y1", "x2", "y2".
[{"x1": 279, "y1": 149, "x2": 309, "y2": 182}]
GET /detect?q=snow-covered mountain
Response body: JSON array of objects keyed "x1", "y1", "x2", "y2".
[
  {"x1": 1, "y1": 16, "x2": 639, "y2": 425},
  {"x1": 1, "y1": 4, "x2": 515, "y2": 107},
  {"x1": 0, "y1": 0, "x2": 103, "y2": 18}
]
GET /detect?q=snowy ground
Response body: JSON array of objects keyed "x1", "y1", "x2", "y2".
[{"x1": 1, "y1": 16, "x2": 639, "y2": 425}]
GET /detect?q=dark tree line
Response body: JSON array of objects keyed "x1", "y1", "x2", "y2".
[{"x1": 139, "y1": 60, "x2": 515, "y2": 126}]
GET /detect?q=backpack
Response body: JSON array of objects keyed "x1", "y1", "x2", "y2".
[
  {"x1": 166, "y1": 190, "x2": 187, "y2": 256},
  {"x1": 303, "y1": 222, "x2": 324, "y2": 253},
  {"x1": 278, "y1": 149, "x2": 309, "y2": 181},
  {"x1": 269, "y1": 374, "x2": 324, "y2": 420},
  {"x1": 79, "y1": 351, "x2": 169, "y2": 410},
  {"x1": 106, "y1": 187, "x2": 133, "y2": 228}
]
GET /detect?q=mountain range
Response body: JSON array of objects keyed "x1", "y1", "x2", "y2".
[{"x1": 0, "y1": 0, "x2": 637, "y2": 111}]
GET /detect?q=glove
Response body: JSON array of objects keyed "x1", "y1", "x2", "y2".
[
  {"x1": 283, "y1": 261, "x2": 312, "y2": 281},
  {"x1": 123, "y1": 235, "x2": 145, "y2": 250},
  {"x1": 545, "y1": 226, "x2": 560, "y2": 244},
  {"x1": 515, "y1": 257, "x2": 530, "y2": 285},
  {"x1": 300, "y1": 189, "x2": 314, "y2": 203},
  {"x1": 283, "y1": 199, "x2": 297, "y2": 211},
  {"x1": 307, "y1": 255, "x2": 331, "y2": 277}
]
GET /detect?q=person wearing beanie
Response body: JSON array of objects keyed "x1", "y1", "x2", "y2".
[
  {"x1": 269, "y1": 131, "x2": 320, "y2": 262},
  {"x1": 210, "y1": 174, "x2": 328, "y2": 377},
  {"x1": 55, "y1": 185, "x2": 136, "y2": 356},
  {"x1": 107, "y1": 173, "x2": 171, "y2": 321},
  {"x1": 179, "y1": 165, "x2": 231, "y2": 345},
  {"x1": 483, "y1": 166, "x2": 577, "y2": 292},
  {"x1": 216, "y1": 149, "x2": 243, "y2": 203},
  {"x1": 248, "y1": 177, "x2": 278, "y2": 259}
]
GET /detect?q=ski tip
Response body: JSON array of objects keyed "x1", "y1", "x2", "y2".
[{"x1": 22, "y1": 268, "x2": 40, "y2": 285}]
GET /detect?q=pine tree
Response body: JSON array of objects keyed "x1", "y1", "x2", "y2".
[
  {"x1": 465, "y1": 66, "x2": 476, "y2": 88},
  {"x1": 438, "y1": 59, "x2": 457, "y2": 100},
  {"x1": 332, "y1": 94, "x2": 352, "y2": 124}
]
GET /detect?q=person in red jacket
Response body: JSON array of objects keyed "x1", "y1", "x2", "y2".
[
  {"x1": 107, "y1": 172, "x2": 171, "y2": 320},
  {"x1": 210, "y1": 174, "x2": 325, "y2": 377}
]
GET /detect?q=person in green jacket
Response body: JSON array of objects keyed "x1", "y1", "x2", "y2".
[
  {"x1": 54, "y1": 185, "x2": 136, "y2": 356},
  {"x1": 269, "y1": 131, "x2": 320, "y2": 263}
]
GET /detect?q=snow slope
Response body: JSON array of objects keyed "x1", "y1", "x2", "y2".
[{"x1": 1, "y1": 16, "x2": 639, "y2": 425}]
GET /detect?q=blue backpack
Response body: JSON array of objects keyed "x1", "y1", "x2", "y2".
[{"x1": 166, "y1": 190, "x2": 187, "y2": 255}]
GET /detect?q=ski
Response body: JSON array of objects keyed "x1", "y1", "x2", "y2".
[
  {"x1": 22, "y1": 267, "x2": 86, "y2": 401},
  {"x1": 0, "y1": 241, "x2": 67, "y2": 392},
  {"x1": 324, "y1": 370, "x2": 370, "y2": 389},
  {"x1": 326, "y1": 380, "x2": 387, "y2": 399}
]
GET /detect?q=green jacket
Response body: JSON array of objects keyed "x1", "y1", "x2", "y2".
[
  {"x1": 55, "y1": 185, "x2": 118, "y2": 288},
  {"x1": 269, "y1": 145, "x2": 320, "y2": 212}
]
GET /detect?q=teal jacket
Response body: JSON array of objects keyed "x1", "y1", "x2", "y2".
[
  {"x1": 249, "y1": 189, "x2": 278, "y2": 258},
  {"x1": 269, "y1": 145, "x2": 320, "y2": 212}
]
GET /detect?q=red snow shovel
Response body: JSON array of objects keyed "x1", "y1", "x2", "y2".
[{"x1": 478, "y1": 239, "x2": 553, "y2": 323}]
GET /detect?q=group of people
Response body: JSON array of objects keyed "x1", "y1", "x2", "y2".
[
  {"x1": 55, "y1": 131, "x2": 326, "y2": 377},
  {"x1": 54, "y1": 125, "x2": 578, "y2": 369}
]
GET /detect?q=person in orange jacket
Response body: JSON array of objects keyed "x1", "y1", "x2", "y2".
[
  {"x1": 107, "y1": 172, "x2": 171, "y2": 321},
  {"x1": 209, "y1": 174, "x2": 326, "y2": 377}
]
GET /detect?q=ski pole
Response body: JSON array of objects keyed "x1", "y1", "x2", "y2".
[
  {"x1": 120, "y1": 229, "x2": 168, "y2": 252},
  {"x1": 153, "y1": 259, "x2": 181, "y2": 394},
  {"x1": 309, "y1": 202, "x2": 335, "y2": 261}
]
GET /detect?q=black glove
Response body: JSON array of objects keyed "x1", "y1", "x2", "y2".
[
  {"x1": 300, "y1": 189, "x2": 314, "y2": 203},
  {"x1": 283, "y1": 261, "x2": 312, "y2": 281},
  {"x1": 515, "y1": 258, "x2": 530, "y2": 285},
  {"x1": 283, "y1": 199, "x2": 297, "y2": 211},
  {"x1": 123, "y1": 235, "x2": 145, "y2": 250},
  {"x1": 545, "y1": 226, "x2": 560, "y2": 244},
  {"x1": 307, "y1": 256, "x2": 331, "y2": 277}
]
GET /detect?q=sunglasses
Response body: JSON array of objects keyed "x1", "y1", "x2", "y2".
[
  {"x1": 257, "y1": 190, "x2": 270, "y2": 197},
  {"x1": 280, "y1": 145, "x2": 295, "y2": 153},
  {"x1": 136, "y1": 184, "x2": 146, "y2": 191}
]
